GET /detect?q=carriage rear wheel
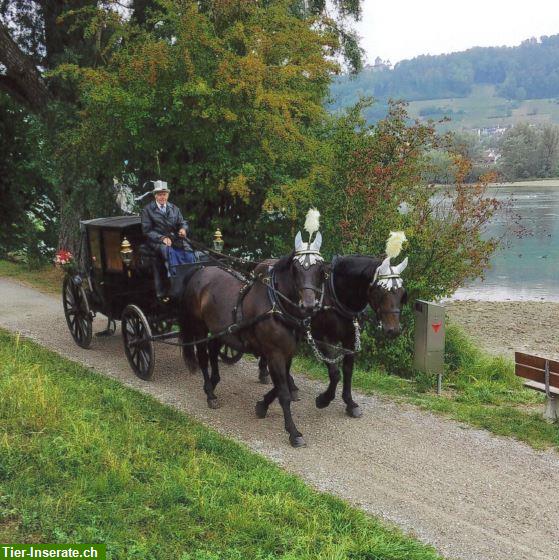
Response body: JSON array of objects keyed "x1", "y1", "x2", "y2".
[
  {"x1": 62, "y1": 276, "x2": 93, "y2": 349},
  {"x1": 122, "y1": 304, "x2": 155, "y2": 381},
  {"x1": 219, "y1": 344, "x2": 243, "y2": 365}
]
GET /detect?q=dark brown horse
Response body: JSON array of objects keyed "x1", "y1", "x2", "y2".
[
  {"x1": 258, "y1": 254, "x2": 408, "y2": 418},
  {"x1": 178, "y1": 235, "x2": 325, "y2": 447}
]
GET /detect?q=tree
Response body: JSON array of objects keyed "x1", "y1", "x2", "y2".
[
  {"x1": 499, "y1": 123, "x2": 539, "y2": 180},
  {"x1": 1, "y1": 0, "x2": 364, "y2": 252},
  {"x1": 538, "y1": 124, "x2": 559, "y2": 176}
]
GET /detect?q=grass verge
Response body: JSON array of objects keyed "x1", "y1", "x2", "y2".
[
  {"x1": 0, "y1": 260, "x2": 62, "y2": 295},
  {"x1": 0, "y1": 329, "x2": 442, "y2": 559},
  {"x1": 294, "y1": 324, "x2": 558, "y2": 451}
]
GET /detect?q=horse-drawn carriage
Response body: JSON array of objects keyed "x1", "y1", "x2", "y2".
[
  {"x1": 61, "y1": 216, "x2": 242, "y2": 380},
  {"x1": 62, "y1": 211, "x2": 409, "y2": 447}
]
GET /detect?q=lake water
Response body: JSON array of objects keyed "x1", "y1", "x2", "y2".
[{"x1": 453, "y1": 185, "x2": 559, "y2": 301}]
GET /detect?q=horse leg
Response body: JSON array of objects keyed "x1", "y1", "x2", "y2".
[
  {"x1": 197, "y1": 342, "x2": 219, "y2": 409},
  {"x1": 269, "y1": 353, "x2": 305, "y2": 448},
  {"x1": 258, "y1": 357, "x2": 271, "y2": 384},
  {"x1": 255, "y1": 386, "x2": 277, "y2": 418},
  {"x1": 316, "y1": 361, "x2": 340, "y2": 409},
  {"x1": 286, "y1": 358, "x2": 300, "y2": 401},
  {"x1": 341, "y1": 354, "x2": 361, "y2": 418},
  {"x1": 208, "y1": 339, "x2": 221, "y2": 389}
]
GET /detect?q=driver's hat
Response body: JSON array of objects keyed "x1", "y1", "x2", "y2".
[{"x1": 152, "y1": 180, "x2": 170, "y2": 194}]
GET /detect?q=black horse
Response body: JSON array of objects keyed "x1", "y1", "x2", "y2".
[
  {"x1": 178, "y1": 233, "x2": 325, "y2": 447},
  {"x1": 258, "y1": 253, "x2": 408, "y2": 418}
]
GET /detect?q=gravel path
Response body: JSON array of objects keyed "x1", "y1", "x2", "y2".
[{"x1": 1, "y1": 277, "x2": 558, "y2": 560}]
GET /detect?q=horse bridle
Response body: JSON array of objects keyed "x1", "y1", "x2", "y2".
[
  {"x1": 368, "y1": 274, "x2": 405, "y2": 327},
  {"x1": 267, "y1": 258, "x2": 326, "y2": 326},
  {"x1": 293, "y1": 250, "x2": 326, "y2": 307}
]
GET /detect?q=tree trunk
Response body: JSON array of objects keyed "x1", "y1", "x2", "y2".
[
  {"x1": 0, "y1": 22, "x2": 50, "y2": 112},
  {"x1": 58, "y1": 193, "x2": 81, "y2": 254}
]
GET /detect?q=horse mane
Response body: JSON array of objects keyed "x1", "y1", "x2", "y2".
[
  {"x1": 272, "y1": 251, "x2": 295, "y2": 272},
  {"x1": 333, "y1": 254, "x2": 382, "y2": 280}
]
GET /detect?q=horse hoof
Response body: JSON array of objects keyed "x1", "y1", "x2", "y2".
[
  {"x1": 291, "y1": 390, "x2": 300, "y2": 402},
  {"x1": 315, "y1": 395, "x2": 330, "y2": 409},
  {"x1": 290, "y1": 435, "x2": 307, "y2": 448},
  {"x1": 346, "y1": 405, "x2": 362, "y2": 418},
  {"x1": 208, "y1": 398, "x2": 220, "y2": 409},
  {"x1": 259, "y1": 375, "x2": 271, "y2": 385},
  {"x1": 255, "y1": 401, "x2": 268, "y2": 418}
]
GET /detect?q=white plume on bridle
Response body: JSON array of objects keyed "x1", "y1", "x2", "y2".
[
  {"x1": 304, "y1": 208, "x2": 320, "y2": 241},
  {"x1": 385, "y1": 231, "x2": 407, "y2": 259},
  {"x1": 373, "y1": 231, "x2": 408, "y2": 290},
  {"x1": 294, "y1": 208, "x2": 323, "y2": 268}
]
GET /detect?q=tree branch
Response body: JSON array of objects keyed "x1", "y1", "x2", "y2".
[{"x1": 0, "y1": 21, "x2": 51, "y2": 112}]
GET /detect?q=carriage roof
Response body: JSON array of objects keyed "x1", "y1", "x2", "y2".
[{"x1": 80, "y1": 216, "x2": 140, "y2": 231}]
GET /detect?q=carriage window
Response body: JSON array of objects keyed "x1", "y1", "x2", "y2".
[
  {"x1": 89, "y1": 229, "x2": 102, "y2": 271},
  {"x1": 103, "y1": 230, "x2": 124, "y2": 273}
]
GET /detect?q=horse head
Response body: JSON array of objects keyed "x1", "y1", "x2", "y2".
[
  {"x1": 367, "y1": 256, "x2": 408, "y2": 337},
  {"x1": 290, "y1": 229, "x2": 325, "y2": 314}
]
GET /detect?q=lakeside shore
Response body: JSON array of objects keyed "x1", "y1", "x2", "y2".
[
  {"x1": 488, "y1": 179, "x2": 559, "y2": 188},
  {"x1": 446, "y1": 300, "x2": 559, "y2": 361},
  {"x1": 434, "y1": 179, "x2": 559, "y2": 188}
]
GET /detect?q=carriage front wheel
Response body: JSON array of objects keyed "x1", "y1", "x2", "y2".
[
  {"x1": 62, "y1": 276, "x2": 93, "y2": 349},
  {"x1": 219, "y1": 344, "x2": 243, "y2": 365},
  {"x1": 122, "y1": 304, "x2": 155, "y2": 381}
]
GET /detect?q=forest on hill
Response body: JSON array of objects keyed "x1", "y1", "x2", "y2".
[{"x1": 330, "y1": 34, "x2": 559, "y2": 115}]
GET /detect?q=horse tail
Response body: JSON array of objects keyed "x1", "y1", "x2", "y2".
[{"x1": 178, "y1": 307, "x2": 199, "y2": 374}]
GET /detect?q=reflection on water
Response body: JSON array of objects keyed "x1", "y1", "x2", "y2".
[{"x1": 453, "y1": 185, "x2": 559, "y2": 301}]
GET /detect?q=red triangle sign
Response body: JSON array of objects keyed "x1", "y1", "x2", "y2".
[{"x1": 431, "y1": 322, "x2": 442, "y2": 334}]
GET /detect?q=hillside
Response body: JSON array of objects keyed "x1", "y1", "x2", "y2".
[
  {"x1": 329, "y1": 34, "x2": 559, "y2": 130},
  {"x1": 406, "y1": 85, "x2": 559, "y2": 131}
]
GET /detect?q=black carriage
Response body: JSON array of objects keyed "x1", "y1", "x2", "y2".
[{"x1": 62, "y1": 216, "x2": 242, "y2": 380}]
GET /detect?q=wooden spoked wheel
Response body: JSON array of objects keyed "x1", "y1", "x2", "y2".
[
  {"x1": 219, "y1": 344, "x2": 243, "y2": 365},
  {"x1": 62, "y1": 276, "x2": 93, "y2": 349},
  {"x1": 122, "y1": 304, "x2": 155, "y2": 381}
]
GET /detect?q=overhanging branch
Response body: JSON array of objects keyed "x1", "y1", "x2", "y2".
[{"x1": 0, "y1": 21, "x2": 51, "y2": 112}]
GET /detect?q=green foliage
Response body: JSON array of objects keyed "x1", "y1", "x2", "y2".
[
  {"x1": 0, "y1": 330, "x2": 441, "y2": 559},
  {"x1": 0, "y1": 93, "x2": 57, "y2": 264},
  {"x1": 314, "y1": 101, "x2": 500, "y2": 301}
]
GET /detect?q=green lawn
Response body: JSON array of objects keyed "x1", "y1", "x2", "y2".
[{"x1": 0, "y1": 330, "x2": 442, "y2": 559}]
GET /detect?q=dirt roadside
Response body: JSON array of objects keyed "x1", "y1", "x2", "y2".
[
  {"x1": 445, "y1": 300, "x2": 559, "y2": 361},
  {"x1": 1, "y1": 277, "x2": 558, "y2": 560}
]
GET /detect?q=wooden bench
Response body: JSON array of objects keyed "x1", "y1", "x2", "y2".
[{"x1": 515, "y1": 352, "x2": 559, "y2": 422}]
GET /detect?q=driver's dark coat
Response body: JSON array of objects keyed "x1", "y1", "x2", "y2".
[{"x1": 141, "y1": 200, "x2": 189, "y2": 249}]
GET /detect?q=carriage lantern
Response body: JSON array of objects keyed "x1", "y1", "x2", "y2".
[
  {"x1": 120, "y1": 237, "x2": 134, "y2": 273},
  {"x1": 213, "y1": 229, "x2": 224, "y2": 252}
]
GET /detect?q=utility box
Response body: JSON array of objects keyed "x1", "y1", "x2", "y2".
[{"x1": 413, "y1": 300, "x2": 445, "y2": 377}]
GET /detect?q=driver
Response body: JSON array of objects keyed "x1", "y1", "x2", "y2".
[{"x1": 141, "y1": 180, "x2": 195, "y2": 298}]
